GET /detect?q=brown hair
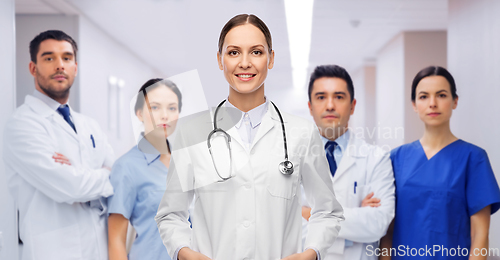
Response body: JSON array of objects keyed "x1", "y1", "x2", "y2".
[
  {"x1": 218, "y1": 14, "x2": 272, "y2": 54},
  {"x1": 135, "y1": 78, "x2": 182, "y2": 113},
  {"x1": 30, "y1": 30, "x2": 78, "y2": 63},
  {"x1": 411, "y1": 66, "x2": 458, "y2": 102}
]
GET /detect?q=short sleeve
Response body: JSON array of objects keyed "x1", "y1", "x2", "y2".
[
  {"x1": 466, "y1": 148, "x2": 500, "y2": 216},
  {"x1": 107, "y1": 161, "x2": 137, "y2": 219},
  {"x1": 390, "y1": 146, "x2": 403, "y2": 186},
  {"x1": 390, "y1": 148, "x2": 399, "y2": 174}
]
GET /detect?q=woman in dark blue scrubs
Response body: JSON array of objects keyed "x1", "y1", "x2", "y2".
[{"x1": 381, "y1": 66, "x2": 500, "y2": 259}]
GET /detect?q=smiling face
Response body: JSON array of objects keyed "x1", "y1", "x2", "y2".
[
  {"x1": 29, "y1": 39, "x2": 77, "y2": 104},
  {"x1": 217, "y1": 23, "x2": 274, "y2": 95},
  {"x1": 308, "y1": 77, "x2": 356, "y2": 140},
  {"x1": 413, "y1": 75, "x2": 458, "y2": 127},
  {"x1": 136, "y1": 85, "x2": 180, "y2": 139}
]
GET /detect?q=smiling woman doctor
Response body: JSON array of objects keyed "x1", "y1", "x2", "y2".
[{"x1": 155, "y1": 14, "x2": 344, "y2": 260}]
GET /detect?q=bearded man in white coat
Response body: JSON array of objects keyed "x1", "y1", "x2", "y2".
[
  {"x1": 3, "y1": 30, "x2": 114, "y2": 260},
  {"x1": 302, "y1": 65, "x2": 395, "y2": 260}
]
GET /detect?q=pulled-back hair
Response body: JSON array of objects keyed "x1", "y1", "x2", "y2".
[
  {"x1": 135, "y1": 78, "x2": 182, "y2": 113},
  {"x1": 411, "y1": 66, "x2": 458, "y2": 102},
  {"x1": 218, "y1": 14, "x2": 272, "y2": 54}
]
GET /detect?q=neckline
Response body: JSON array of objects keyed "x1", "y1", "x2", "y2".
[{"x1": 417, "y1": 139, "x2": 462, "y2": 161}]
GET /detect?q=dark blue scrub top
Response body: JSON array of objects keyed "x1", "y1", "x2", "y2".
[{"x1": 390, "y1": 140, "x2": 500, "y2": 259}]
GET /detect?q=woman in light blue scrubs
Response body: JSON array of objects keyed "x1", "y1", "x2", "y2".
[
  {"x1": 381, "y1": 66, "x2": 500, "y2": 259},
  {"x1": 107, "y1": 78, "x2": 181, "y2": 260}
]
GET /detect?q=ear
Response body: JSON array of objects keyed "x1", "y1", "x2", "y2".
[
  {"x1": 74, "y1": 61, "x2": 78, "y2": 77},
  {"x1": 268, "y1": 50, "x2": 275, "y2": 70},
  {"x1": 217, "y1": 51, "x2": 223, "y2": 70},
  {"x1": 29, "y1": 61, "x2": 36, "y2": 77},
  {"x1": 136, "y1": 109, "x2": 144, "y2": 122},
  {"x1": 308, "y1": 100, "x2": 313, "y2": 116},
  {"x1": 412, "y1": 101, "x2": 417, "y2": 112},
  {"x1": 452, "y1": 96, "x2": 458, "y2": 109},
  {"x1": 350, "y1": 98, "x2": 357, "y2": 115}
]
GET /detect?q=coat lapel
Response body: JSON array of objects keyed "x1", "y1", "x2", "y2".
[
  {"x1": 250, "y1": 102, "x2": 278, "y2": 151},
  {"x1": 333, "y1": 154, "x2": 355, "y2": 181},
  {"x1": 25, "y1": 95, "x2": 79, "y2": 141},
  {"x1": 217, "y1": 106, "x2": 246, "y2": 151},
  {"x1": 332, "y1": 131, "x2": 358, "y2": 181}
]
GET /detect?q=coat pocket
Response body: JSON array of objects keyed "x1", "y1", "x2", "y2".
[
  {"x1": 347, "y1": 183, "x2": 369, "y2": 207},
  {"x1": 32, "y1": 224, "x2": 82, "y2": 259},
  {"x1": 266, "y1": 157, "x2": 300, "y2": 199}
]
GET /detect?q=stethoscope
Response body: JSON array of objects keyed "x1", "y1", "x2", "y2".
[{"x1": 207, "y1": 100, "x2": 294, "y2": 181}]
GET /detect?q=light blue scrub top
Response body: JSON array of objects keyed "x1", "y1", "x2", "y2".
[
  {"x1": 390, "y1": 139, "x2": 500, "y2": 259},
  {"x1": 107, "y1": 138, "x2": 171, "y2": 260}
]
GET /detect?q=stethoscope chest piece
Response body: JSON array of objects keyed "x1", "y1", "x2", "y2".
[{"x1": 279, "y1": 160, "x2": 294, "y2": 175}]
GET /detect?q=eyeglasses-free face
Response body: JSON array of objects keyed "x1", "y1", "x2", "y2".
[
  {"x1": 413, "y1": 75, "x2": 458, "y2": 127},
  {"x1": 217, "y1": 23, "x2": 274, "y2": 96},
  {"x1": 308, "y1": 77, "x2": 356, "y2": 140},
  {"x1": 29, "y1": 39, "x2": 78, "y2": 103}
]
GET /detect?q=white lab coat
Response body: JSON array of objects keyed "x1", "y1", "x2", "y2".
[
  {"x1": 304, "y1": 131, "x2": 395, "y2": 260},
  {"x1": 156, "y1": 102, "x2": 344, "y2": 260},
  {"x1": 3, "y1": 95, "x2": 114, "y2": 260}
]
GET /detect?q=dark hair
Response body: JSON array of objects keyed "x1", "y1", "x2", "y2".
[
  {"x1": 411, "y1": 66, "x2": 458, "y2": 102},
  {"x1": 308, "y1": 65, "x2": 355, "y2": 102},
  {"x1": 135, "y1": 78, "x2": 183, "y2": 113},
  {"x1": 29, "y1": 30, "x2": 78, "y2": 63},
  {"x1": 218, "y1": 14, "x2": 272, "y2": 54}
]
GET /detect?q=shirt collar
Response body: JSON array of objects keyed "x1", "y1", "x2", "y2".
[
  {"x1": 226, "y1": 97, "x2": 269, "y2": 129},
  {"x1": 321, "y1": 129, "x2": 350, "y2": 153},
  {"x1": 137, "y1": 134, "x2": 161, "y2": 165},
  {"x1": 32, "y1": 89, "x2": 70, "y2": 111}
]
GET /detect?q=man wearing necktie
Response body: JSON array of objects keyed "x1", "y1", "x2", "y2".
[
  {"x1": 302, "y1": 65, "x2": 395, "y2": 260},
  {"x1": 3, "y1": 30, "x2": 114, "y2": 260}
]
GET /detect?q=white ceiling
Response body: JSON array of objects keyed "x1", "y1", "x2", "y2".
[
  {"x1": 309, "y1": 0, "x2": 448, "y2": 71},
  {"x1": 15, "y1": 0, "x2": 448, "y2": 112}
]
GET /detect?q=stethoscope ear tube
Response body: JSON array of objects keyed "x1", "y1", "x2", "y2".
[{"x1": 270, "y1": 101, "x2": 294, "y2": 175}]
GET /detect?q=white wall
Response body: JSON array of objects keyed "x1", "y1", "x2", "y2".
[
  {"x1": 78, "y1": 16, "x2": 160, "y2": 158},
  {"x1": 448, "y1": 0, "x2": 500, "y2": 254},
  {"x1": 351, "y1": 65, "x2": 376, "y2": 144},
  {"x1": 15, "y1": 15, "x2": 80, "y2": 111},
  {"x1": 403, "y1": 31, "x2": 447, "y2": 143},
  {"x1": 0, "y1": 1, "x2": 18, "y2": 259},
  {"x1": 376, "y1": 31, "x2": 447, "y2": 149},
  {"x1": 351, "y1": 67, "x2": 366, "y2": 130},
  {"x1": 376, "y1": 33, "x2": 405, "y2": 149}
]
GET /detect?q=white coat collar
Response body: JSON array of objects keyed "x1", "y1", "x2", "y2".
[
  {"x1": 24, "y1": 94, "x2": 58, "y2": 118},
  {"x1": 25, "y1": 94, "x2": 79, "y2": 140},
  {"x1": 219, "y1": 101, "x2": 285, "y2": 151},
  {"x1": 343, "y1": 130, "x2": 369, "y2": 158},
  {"x1": 226, "y1": 98, "x2": 268, "y2": 129},
  {"x1": 332, "y1": 130, "x2": 368, "y2": 181},
  {"x1": 32, "y1": 89, "x2": 67, "y2": 111}
]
